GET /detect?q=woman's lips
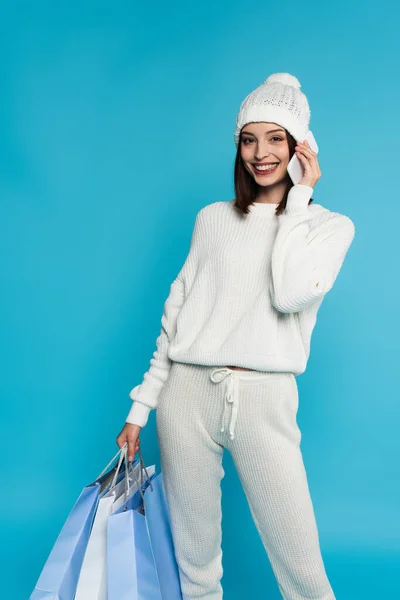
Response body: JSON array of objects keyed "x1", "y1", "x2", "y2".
[{"x1": 252, "y1": 163, "x2": 279, "y2": 176}]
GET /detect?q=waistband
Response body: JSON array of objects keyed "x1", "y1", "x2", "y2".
[{"x1": 208, "y1": 366, "x2": 277, "y2": 440}]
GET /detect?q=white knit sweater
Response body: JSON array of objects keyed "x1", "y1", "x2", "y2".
[{"x1": 126, "y1": 184, "x2": 355, "y2": 428}]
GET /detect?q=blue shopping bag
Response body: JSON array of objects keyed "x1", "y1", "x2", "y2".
[
  {"x1": 30, "y1": 443, "x2": 138, "y2": 600},
  {"x1": 107, "y1": 467, "x2": 160, "y2": 600},
  {"x1": 107, "y1": 452, "x2": 183, "y2": 600},
  {"x1": 76, "y1": 451, "x2": 155, "y2": 600},
  {"x1": 145, "y1": 472, "x2": 182, "y2": 600}
]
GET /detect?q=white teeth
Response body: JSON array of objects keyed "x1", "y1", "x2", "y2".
[{"x1": 254, "y1": 164, "x2": 278, "y2": 171}]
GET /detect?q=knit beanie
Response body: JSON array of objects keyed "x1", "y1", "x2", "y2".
[{"x1": 234, "y1": 72, "x2": 311, "y2": 147}]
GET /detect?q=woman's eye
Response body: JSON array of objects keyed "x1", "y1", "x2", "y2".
[{"x1": 242, "y1": 136, "x2": 283, "y2": 144}]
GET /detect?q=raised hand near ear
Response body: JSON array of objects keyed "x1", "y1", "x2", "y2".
[{"x1": 296, "y1": 139, "x2": 321, "y2": 188}]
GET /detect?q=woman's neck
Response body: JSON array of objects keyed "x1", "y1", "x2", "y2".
[{"x1": 255, "y1": 180, "x2": 288, "y2": 204}]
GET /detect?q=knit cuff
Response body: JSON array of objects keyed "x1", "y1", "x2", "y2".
[
  {"x1": 285, "y1": 184, "x2": 314, "y2": 216},
  {"x1": 125, "y1": 401, "x2": 151, "y2": 428},
  {"x1": 129, "y1": 384, "x2": 141, "y2": 400}
]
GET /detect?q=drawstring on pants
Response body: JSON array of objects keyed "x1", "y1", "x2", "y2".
[{"x1": 210, "y1": 367, "x2": 240, "y2": 440}]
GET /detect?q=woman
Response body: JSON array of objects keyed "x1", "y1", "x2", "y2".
[{"x1": 116, "y1": 72, "x2": 355, "y2": 600}]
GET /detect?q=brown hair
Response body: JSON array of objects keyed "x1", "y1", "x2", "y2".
[{"x1": 233, "y1": 127, "x2": 314, "y2": 216}]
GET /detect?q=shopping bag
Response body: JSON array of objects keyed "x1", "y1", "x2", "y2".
[
  {"x1": 74, "y1": 444, "x2": 150, "y2": 600},
  {"x1": 107, "y1": 470, "x2": 158, "y2": 600},
  {"x1": 107, "y1": 456, "x2": 182, "y2": 599},
  {"x1": 144, "y1": 472, "x2": 182, "y2": 600},
  {"x1": 30, "y1": 443, "x2": 137, "y2": 600}
]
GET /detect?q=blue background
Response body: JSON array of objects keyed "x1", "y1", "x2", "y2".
[{"x1": 1, "y1": 1, "x2": 399, "y2": 598}]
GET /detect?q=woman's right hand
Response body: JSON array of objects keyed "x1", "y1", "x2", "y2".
[{"x1": 116, "y1": 422, "x2": 142, "y2": 461}]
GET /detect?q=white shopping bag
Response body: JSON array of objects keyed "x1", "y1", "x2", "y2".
[{"x1": 75, "y1": 444, "x2": 155, "y2": 600}]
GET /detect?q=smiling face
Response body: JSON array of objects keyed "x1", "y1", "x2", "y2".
[{"x1": 240, "y1": 122, "x2": 291, "y2": 187}]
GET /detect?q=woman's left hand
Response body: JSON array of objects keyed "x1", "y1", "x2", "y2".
[{"x1": 296, "y1": 139, "x2": 321, "y2": 188}]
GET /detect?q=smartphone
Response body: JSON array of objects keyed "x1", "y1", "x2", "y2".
[{"x1": 287, "y1": 130, "x2": 319, "y2": 185}]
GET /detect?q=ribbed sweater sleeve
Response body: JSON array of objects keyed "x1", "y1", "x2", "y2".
[
  {"x1": 125, "y1": 209, "x2": 203, "y2": 428},
  {"x1": 270, "y1": 184, "x2": 355, "y2": 313}
]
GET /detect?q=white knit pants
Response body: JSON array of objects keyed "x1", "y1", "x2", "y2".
[{"x1": 156, "y1": 362, "x2": 335, "y2": 600}]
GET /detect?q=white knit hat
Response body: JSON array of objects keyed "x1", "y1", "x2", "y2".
[{"x1": 234, "y1": 72, "x2": 311, "y2": 147}]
